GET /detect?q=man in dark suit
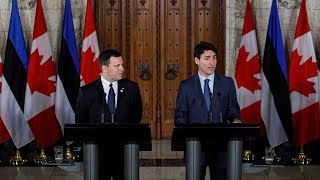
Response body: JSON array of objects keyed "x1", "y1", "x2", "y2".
[
  {"x1": 174, "y1": 41, "x2": 241, "y2": 180},
  {"x1": 75, "y1": 49, "x2": 142, "y2": 180}
]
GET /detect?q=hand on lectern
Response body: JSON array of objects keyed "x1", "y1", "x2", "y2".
[{"x1": 232, "y1": 119, "x2": 242, "y2": 123}]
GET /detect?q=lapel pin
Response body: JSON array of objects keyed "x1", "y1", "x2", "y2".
[{"x1": 120, "y1": 88, "x2": 124, "y2": 92}]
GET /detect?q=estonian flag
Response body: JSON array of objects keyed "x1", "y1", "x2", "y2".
[
  {"x1": 0, "y1": 0, "x2": 34, "y2": 148},
  {"x1": 0, "y1": 56, "x2": 11, "y2": 144},
  {"x1": 261, "y1": 0, "x2": 292, "y2": 148},
  {"x1": 55, "y1": 0, "x2": 80, "y2": 134}
]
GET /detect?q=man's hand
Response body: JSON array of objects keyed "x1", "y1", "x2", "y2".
[{"x1": 232, "y1": 119, "x2": 242, "y2": 123}]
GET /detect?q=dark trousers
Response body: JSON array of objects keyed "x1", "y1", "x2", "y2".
[
  {"x1": 99, "y1": 145, "x2": 124, "y2": 180},
  {"x1": 200, "y1": 151, "x2": 227, "y2": 180}
]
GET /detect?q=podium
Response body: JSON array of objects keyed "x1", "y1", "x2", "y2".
[
  {"x1": 171, "y1": 123, "x2": 260, "y2": 180},
  {"x1": 64, "y1": 123, "x2": 152, "y2": 180}
]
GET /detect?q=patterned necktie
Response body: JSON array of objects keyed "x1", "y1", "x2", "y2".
[
  {"x1": 108, "y1": 84, "x2": 115, "y2": 113},
  {"x1": 204, "y1": 79, "x2": 211, "y2": 110}
]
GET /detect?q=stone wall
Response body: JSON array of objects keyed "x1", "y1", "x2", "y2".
[
  {"x1": 0, "y1": 0, "x2": 319, "y2": 77},
  {"x1": 226, "y1": 0, "x2": 320, "y2": 77},
  {"x1": 0, "y1": 0, "x2": 86, "y2": 61}
]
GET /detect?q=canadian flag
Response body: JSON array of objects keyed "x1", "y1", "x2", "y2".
[
  {"x1": 0, "y1": 56, "x2": 11, "y2": 143},
  {"x1": 289, "y1": 0, "x2": 320, "y2": 147},
  {"x1": 24, "y1": 0, "x2": 61, "y2": 148},
  {"x1": 235, "y1": 0, "x2": 263, "y2": 130},
  {"x1": 80, "y1": 0, "x2": 100, "y2": 86}
]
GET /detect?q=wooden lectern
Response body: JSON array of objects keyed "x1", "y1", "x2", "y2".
[
  {"x1": 64, "y1": 123, "x2": 152, "y2": 180},
  {"x1": 171, "y1": 123, "x2": 260, "y2": 180}
]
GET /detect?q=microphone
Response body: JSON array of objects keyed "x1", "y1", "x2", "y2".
[
  {"x1": 101, "y1": 93, "x2": 107, "y2": 124},
  {"x1": 111, "y1": 112, "x2": 115, "y2": 124},
  {"x1": 208, "y1": 92, "x2": 213, "y2": 123},
  {"x1": 217, "y1": 92, "x2": 223, "y2": 123}
]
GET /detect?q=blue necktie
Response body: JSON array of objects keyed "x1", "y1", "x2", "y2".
[
  {"x1": 108, "y1": 84, "x2": 115, "y2": 113},
  {"x1": 204, "y1": 79, "x2": 211, "y2": 110}
]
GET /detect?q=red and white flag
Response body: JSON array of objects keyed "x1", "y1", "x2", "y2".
[
  {"x1": 80, "y1": 0, "x2": 100, "y2": 86},
  {"x1": 235, "y1": 0, "x2": 264, "y2": 131},
  {"x1": 24, "y1": 0, "x2": 61, "y2": 148},
  {"x1": 289, "y1": 0, "x2": 320, "y2": 147},
  {"x1": 0, "y1": 56, "x2": 11, "y2": 143}
]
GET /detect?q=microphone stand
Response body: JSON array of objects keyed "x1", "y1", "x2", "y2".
[
  {"x1": 101, "y1": 93, "x2": 106, "y2": 124},
  {"x1": 217, "y1": 92, "x2": 223, "y2": 123},
  {"x1": 111, "y1": 113, "x2": 114, "y2": 124},
  {"x1": 208, "y1": 92, "x2": 213, "y2": 123}
]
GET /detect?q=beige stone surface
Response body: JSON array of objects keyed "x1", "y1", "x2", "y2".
[
  {"x1": 0, "y1": 0, "x2": 319, "y2": 76},
  {"x1": 227, "y1": 0, "x2": 320, "y2": 80}
]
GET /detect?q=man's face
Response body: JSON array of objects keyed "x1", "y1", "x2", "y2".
[
  {"x1": 195, "y1": 50, "x2": 217, "y2": 77},
  {"x1": 102, "y1": 56, "x2": 124, "y2": 82}
]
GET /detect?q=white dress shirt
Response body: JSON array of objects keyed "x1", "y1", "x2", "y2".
[{"x1": 101, "y1": 75, "x2": 118, "y2": 108}]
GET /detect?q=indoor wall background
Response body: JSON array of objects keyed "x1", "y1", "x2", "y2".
[{"x1": 0, "y1": 0, "x2": 319, "y2": 139}]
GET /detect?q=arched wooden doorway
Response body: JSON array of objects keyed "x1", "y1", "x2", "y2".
[{"x1": 95, "y1": 0, "x2": 226, "y2": 138}]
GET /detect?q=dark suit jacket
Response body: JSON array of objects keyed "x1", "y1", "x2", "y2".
[
  {"x1": 174, "y1": 73, "x2": 241, "y2": 124},
  {"x1": 75, "y1": 78, "x2": 142, "y2": 124},
  {"x1": 75, "y1": 78, "x2": 142, "y2": 179}
]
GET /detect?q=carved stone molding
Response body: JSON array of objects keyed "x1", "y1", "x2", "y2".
[
  {"x1": 18, "y1": 0, "x2": 36, "y2": 10},
  {"x1": 234, "y1": 0, "x2": 246, "y2": 18},
  {"x1": 278, "y1": 0, "x2": 301, "y2": 9}
]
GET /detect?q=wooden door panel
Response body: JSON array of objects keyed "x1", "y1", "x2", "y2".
[
  {"x1": 160, "y1": 0, "x2": 188, "y2": 138},
  {"x1": 95, "y1": 0, "x2": 225, "y2": 139},
  {"x1": 128, "y1": 0, "x2": 157, "y2": 137},
  {"x1": 96, "y1": 0, "x2": 122, "y2": 52}
]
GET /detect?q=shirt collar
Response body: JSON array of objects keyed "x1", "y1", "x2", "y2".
[
  {"x1": 101, "y1": 75, "x2": 118, "y2": 91},
  {"x1": 198, "y1": 72, "x2": 215, "y2": 83}
]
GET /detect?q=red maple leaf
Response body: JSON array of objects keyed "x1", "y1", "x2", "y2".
[
  {"x1": 289, "y1": 49, "x2": 318, "y2": 96},
  {"x1": 235, "y1": 46, "x2": 261, "y2": 93},
  {"x1": 28, "y1": 49, "x2": 56, "y2": 96},
  {"x1": 80, "y1": 47, "x2": 100, "y2": 84}
]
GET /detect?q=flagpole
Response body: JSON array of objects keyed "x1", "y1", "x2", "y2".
[
  {"x1": 65, "y1": 145, "x2": 78, "y2": 160},
  {"x1": 34, "y1": 149, "x2": 47, "y2": 164},
  {"x1": 9, "y1": 149, "x2": 27, "y2": 165},
  {"x1": 292, "y1": 146, "x2": 312, "y2": 165}
]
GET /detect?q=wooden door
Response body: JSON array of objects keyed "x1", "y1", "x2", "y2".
[{"x1": 95, "y1": 0, "x2": 225, "y2": 139}]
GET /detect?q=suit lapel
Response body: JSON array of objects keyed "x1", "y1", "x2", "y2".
[
  {"x1": 93, "y1": 78, "x2": 105, "y2": 102},
  {"x1": 192, "y1": 74, "x2": 208, "y2": 112},
  {"x1": 116, "y1": 80, "x2": 125, "y2": 114},
  {"x1": 212, "y1": 74, "x2": 223, "y2": 121},
  {"x1": 94, "y1": 78, "x2": 111, "y2": 119},
  {"x1": 213, "y1": 73, "x2": 223, "y2": 97}
]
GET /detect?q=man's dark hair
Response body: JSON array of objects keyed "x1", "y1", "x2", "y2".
[
  {"x1": 99, "y1": 49, "x2": 122, "y2": 67},
  {"x1": 194, "y1": 41, "x2": 217, "y2": 59}
]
